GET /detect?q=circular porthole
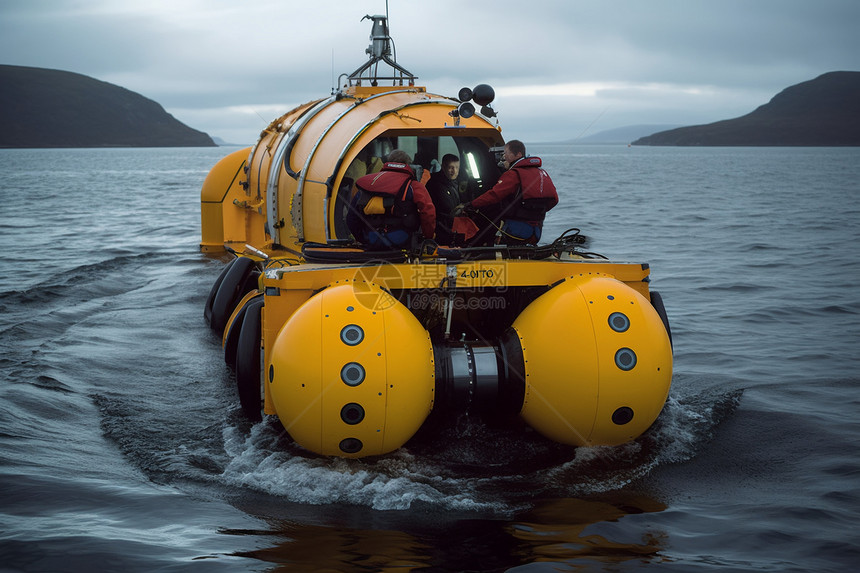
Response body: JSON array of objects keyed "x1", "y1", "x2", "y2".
[
  {"x1": 614, "y1": 348, "x2": 637, "y2": 371},
  {"x1": 340, "y1": 324, "x2": 364, "y2": 346},
  {"x1": 340, "y1": 362, "x2": 366, "y2": 386},
  {"x1": 341, "y1": 403, "x2": 365, "y2": 425},
  {"x1": 608, "y1": 312, "x2": 630, "y2": 332},
  {"x1": 339, "y1": 438, "x2": 363, "y2": 454},
  {"x1": 612, "y1": 406, "x2": 634, "y2": 425}
]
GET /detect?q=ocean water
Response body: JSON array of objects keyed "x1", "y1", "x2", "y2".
[{"x1": 1, "y1": 144, "x2": 858, "y2": 572}]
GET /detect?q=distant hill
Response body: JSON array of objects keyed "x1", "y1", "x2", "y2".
[
  {"x1": 632, "y1": 72, "x2": 860, "y2": 146},
  {"x1": 570, "y1": 125, "x2": 683, "y2": 144},
  {"x1": 0, "y1": 65, "x2": 215, "y2": 148},
  {"x1": 211, "y1": 136, "x2": 244, "y2": 147}
]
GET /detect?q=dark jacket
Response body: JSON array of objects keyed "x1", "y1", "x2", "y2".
[{"x1": 425, "y1": 170, "x2": 461, "y2": 244}]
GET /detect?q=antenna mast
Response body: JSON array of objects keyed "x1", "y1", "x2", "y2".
[{"x1": 344, "y1": 14, "x2": 416, "y2": 87}]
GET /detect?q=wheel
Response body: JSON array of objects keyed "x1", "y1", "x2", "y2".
[
  {"x1": 209, "y1": 257, "x2": 256, "y2": 334},
  {"x1": 235, "y1": 298, "x2": 264, "y2": 421},
  {"x1": 223, "y1": 294, "x2": 261, "y2": 369},
  {"x1": 204, "y1": 258, "x2": 235, "y2": 326},
  {"x1": 650, "y1": 290, "x2": 673, "y2": 349}
]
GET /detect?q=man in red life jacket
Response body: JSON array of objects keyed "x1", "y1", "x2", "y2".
[
  {"x1": 347, "y1": 150, "x2": 436, "y2": 249},
  {"x1": 461, "y1": 140, "x2": 558, "y2": 245}
]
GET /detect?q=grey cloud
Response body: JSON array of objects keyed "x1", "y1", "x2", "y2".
[{"x1": 2, "y1": 0, "x2": 858, "y2": 143}]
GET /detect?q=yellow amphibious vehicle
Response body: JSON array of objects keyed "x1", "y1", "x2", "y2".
[{"x1": 201, "y1": 16, "x2": 673, "y2": 458}]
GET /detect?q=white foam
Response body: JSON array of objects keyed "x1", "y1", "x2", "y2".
[
  {"x1": 216, "y1": 390, "x2": 740, "y2": 509},
  {"x1": 219, "y1": 422, "x2": 498, "y2": 511}
]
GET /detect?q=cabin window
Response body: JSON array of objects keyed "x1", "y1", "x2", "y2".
[
  {"x1": 389, "y1": 135, "x2": 501, "y2": 197},
  {"x1": 331, "y1": 135, "x2": 502, "y2": 241}
]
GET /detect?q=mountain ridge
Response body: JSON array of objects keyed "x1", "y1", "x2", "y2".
[
  {"x1": 566, "y1": 124, "x2": 684, "y2": 144},
  {"x1": 0, "y1": 64, "x2": 215, "y2": 148},
  {"x1": 632, "y1": 71, "x2": 860, "y2": 146}
]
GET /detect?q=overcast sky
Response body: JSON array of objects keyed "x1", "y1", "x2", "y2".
[{"x1": 2, "y1": 0, "x2": 858, "y2": 144}]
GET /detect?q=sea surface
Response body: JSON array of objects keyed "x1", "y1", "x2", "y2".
[{"x1": 1, "y1": 144, "x2": 858, "y2": 572}]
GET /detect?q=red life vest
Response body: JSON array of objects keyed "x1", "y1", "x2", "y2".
[
  {"x1": 508, "y1": 157, "x2": 558, "y2": 222},
  {"x1": 352, "y1": 162, "x2": 420, "y2": 232}
]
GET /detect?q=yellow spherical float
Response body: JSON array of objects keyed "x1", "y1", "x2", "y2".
[
  {"x1": 514, "y1": 274, "x2": 673, "y2": 446},
  {"x1": 267, "y1": 282, "x2": 435, "y2": 457}
]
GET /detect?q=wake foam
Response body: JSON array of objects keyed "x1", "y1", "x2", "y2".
[
  {"x1": 217, "y1": 389, "x2": 743, "y2": 511},
  {"x1": 219, "y1": 420, "x2": 497, "y2": 511}
]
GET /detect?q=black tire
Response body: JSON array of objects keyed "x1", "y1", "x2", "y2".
[
  {"x1": 209, "y1": 257, "x2": 256, "y2": 334},
  {"x1": 650, "y1": 290, "x2": 673, "y2": 350},
  {"x1": 204, "y1": 258, "x2": 235, "y2": 325},
  {"x1": 224, "y1": 294, "x2": 262, "y2": 369},
  {"x1": 235, "y1": 298, "x2": 264, "y2": 421},
  {"x1": 242, "y1": 269, "x2": 261, "y2": 295}
]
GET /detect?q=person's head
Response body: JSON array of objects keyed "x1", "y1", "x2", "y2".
[
  {"x1": 386, "y1": 149, "x2": 412, "y2": 165},
  {"x1": 441, "y1": 153, "x2": 460, "y2": 180},
  {"x1": 503, "y1": 139, "x2": 526, "y2": 164}
]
